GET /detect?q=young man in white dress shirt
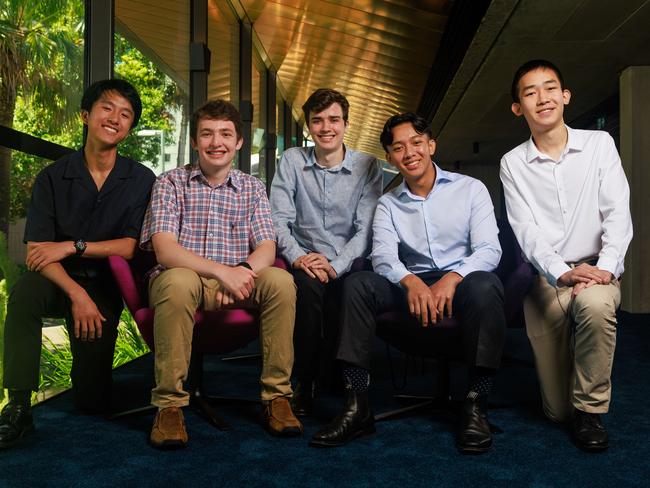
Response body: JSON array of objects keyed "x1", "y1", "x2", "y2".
[{"x1": 500, "y1": 59, "x2": 633, "y2": 452}]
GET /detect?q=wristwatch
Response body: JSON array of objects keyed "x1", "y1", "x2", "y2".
[{"x1": 74, "y1": 239, "x2": 87, "y2": 256}]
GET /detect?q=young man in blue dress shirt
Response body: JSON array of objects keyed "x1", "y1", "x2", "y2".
[
  {"x1": 310, "y1": 113, "x2": 507, "y2": 454},
  {"x1": 501, "y1": 60, "x2": 632, "y2": 452},
  {"x1": 270, "y1": 89, "x2": 382, "y2": 416}
]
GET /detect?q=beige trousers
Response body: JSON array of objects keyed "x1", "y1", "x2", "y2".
[
  {"x1": 148, "y1": 266, "x2": 296, "y2": 408},
  {"x1": 524, "y1": 275, "x2": 620, "y2": 422}
]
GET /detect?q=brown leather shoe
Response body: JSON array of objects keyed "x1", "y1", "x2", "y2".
[
  {"x1": 263, "y1": 397, "x2": 303, "y2": 437},
  {"x1": 150, "y1": 407, "x2": 188, "y2": 449}
]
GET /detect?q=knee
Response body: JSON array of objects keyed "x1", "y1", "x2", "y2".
[
  {"x1": 293, "y1": 269, "x2": 325, "y2": 297},
  {"x1": 342, "y1": 271, "x2": 376, "y2": 300},
  {"x1": 459, "y1": 272, "x2": 504, "y2": 305},
  {"x1": 150, "y1": 268, "x2": 201, "y2": 308},
  {"x1": 8, "y1": 271, "x2": 50, "y2": 307},
  {"x1": 573, "y1": 288, "x2": 618, "y2": 328},
  {"x1": 259, "y1": 267, "x2": 296, "y2": 301}
]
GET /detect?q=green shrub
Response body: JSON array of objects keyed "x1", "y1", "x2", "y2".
[{"x1": 38, "y1": 309, "x2": 150, "y2": 401}]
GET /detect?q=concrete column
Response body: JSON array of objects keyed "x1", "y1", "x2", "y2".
[{"x1": 619, "y1": 66, "x2": 650, "y2": 312}]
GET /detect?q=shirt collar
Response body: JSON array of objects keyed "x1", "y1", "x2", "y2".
[
  {"x1": 397, "y1": 163, "x2": 455, "y2": 199},
  {"x1": 306, "y1": 145, "x2": 353, "y2": 173},
  {"x1": 525, "y1": 125, "x2": 584, "y2": 163},
  {"x1": 63, "y1": 149, "x2": 131, "y2": 179},
  {"x1": 189, "y1": 164, "x2": 241, "y2": 191}
]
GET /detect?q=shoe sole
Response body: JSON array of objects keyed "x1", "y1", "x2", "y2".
[
  {"x1": 456, "y1": 442, "x2": 492, "y2": 454},
  {"x1": 266, "y1": 425, "x2": 304, "y2": 437},
  {"x1": 149, "y1": 438, "x2": 188, "y2": 450},
  {"x1": 574, "y1": 441, "x2": 609, "y2": 453},
  {"x1": 309, "y1": 424, "x2": 376, "y2": 448},
  {"x1": 0, "y1": 424, "x2": 35, "y2": 450}
]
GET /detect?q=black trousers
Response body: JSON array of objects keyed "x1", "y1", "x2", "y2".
[
  {"x1": 3, "y1": 271, "x2": 123, "y2": 411},
  {"x1": 292, "y1": 268, "x2": 352, "y2": 384},
  {"x1": 336, "y1": 270, "x2": 506, "y2": 371}
]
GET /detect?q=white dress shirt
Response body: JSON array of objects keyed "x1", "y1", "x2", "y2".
[{"x1": 500, "y1": 126, "x2": 633, "y2": 287}]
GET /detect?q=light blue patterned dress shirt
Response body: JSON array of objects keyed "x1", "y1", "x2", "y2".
[
  {"x1": 270, "y1": 146, "x2": 383, "y2": 276},
  {"x1": 372, "y1": 164, "x2": 502, "y2": 284}
]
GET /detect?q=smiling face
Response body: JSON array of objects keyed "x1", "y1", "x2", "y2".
[
  {"x1": 385, "y1": 122, "x2": 436, "y2": 184},
  {"x1": 511, "y1": 67, "x2": 571, "y2": 133},
  {"x1": 191, "y1": 117, "x2": 243, "y2": 184},
  {"x1": 306, "y1": 102, "x2": 348, "y2": 154},
  {"x1": 82, "y1": 90, "x2": 134, "y2": 149}
]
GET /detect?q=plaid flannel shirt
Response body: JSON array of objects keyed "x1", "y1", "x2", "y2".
[{"x1": 140, "y1": 165, "x2": 275, "y2": 282}]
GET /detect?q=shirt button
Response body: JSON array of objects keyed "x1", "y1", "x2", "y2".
[{"x1": 208, "y1": 232, "x2": 214, "y2": 237}]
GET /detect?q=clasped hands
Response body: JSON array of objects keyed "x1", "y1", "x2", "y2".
[
  {"x1": 400, "y1": 272, "x2": 463, "y2": 327},
  {"x1": 557, "y1": 263, "x2": 614, "y2": 298},
  {"x1": 293, "y1": 253, "x2": 337, "y2": 283},
  {"x1": 213, "y1": 264, "x2": 258, "y2": 309}
]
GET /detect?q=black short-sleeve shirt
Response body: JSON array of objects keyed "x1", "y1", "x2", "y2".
[{"x1": 24, "y1": 149, "x2": 156, "y2": 278}]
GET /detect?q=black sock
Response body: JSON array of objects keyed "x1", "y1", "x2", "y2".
[
  {"x1": 342, "y1": 365, "x2": 370, "y2": 392},
  {"x1": 467, "y1": 367, "x2": 496, "y2": 400},
  {"x1": 8, "y1": 389, "x2": 31, "y2": 408}
]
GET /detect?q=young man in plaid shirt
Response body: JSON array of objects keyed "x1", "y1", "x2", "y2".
[{"x1": 140, "y1": 99, "x2": 301, "y2": 449}]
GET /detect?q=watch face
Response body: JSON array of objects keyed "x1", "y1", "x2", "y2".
[{"x1": 74, "y1": 239, "x2": 87, "y2": 254}]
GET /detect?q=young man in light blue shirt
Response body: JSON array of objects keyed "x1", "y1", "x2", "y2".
[
  {"x1": 270, "y1": 88, "x2": 382, "y2": 416},
  {"x1": 310, "y1": 113, "x2": 506, "y2": 454}
]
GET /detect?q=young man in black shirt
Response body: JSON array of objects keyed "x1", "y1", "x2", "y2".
[{"x1": 0, "y1": 79, "x2": 156, "y2": 449}]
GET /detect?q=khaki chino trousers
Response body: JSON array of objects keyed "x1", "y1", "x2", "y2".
[
  {"x1": 148, "y1": 266, "x2": 296, "y2": 408},
  {"x1": 524, "y1": 275, "x2": 620, "y2": 422}
]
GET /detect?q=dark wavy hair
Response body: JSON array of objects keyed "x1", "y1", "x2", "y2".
[
  {"x1": 301, "y1": 88, "x2": 350, "y2": 123},
  {"x1": 81, "y1": 79, "x2": 142, "y2": 128},
  {"x1": 380, "y1": 112, "x2": 432, "y2": 151},
  {"x1": 190, "y1": 99, "x2": 243, "y2": 140}
]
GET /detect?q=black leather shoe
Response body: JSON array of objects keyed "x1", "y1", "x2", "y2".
[
  {"x1": 291, "y1": 380, "x2": 315, "y2": 417},
  {"x1": 0, "y1": 403, "x2": 35, "y2": 450},
  {"x1": 572, "y1": 409, "x2": 608, "y2": 452},
  {"x1": 310, "y1": 389, "x2": 375, "y2": 447},
  {"x1": 457, "y1": 396, "x2": 492, "y2": 454}
]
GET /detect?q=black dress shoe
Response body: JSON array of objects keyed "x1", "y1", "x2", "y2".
[
  {"x1": 457, "y1": 396, "x2": 492, "y2": 454},
  {"x1": 310, "y1": 389, "x2": 375, "y2": 447},
  {"x1": 291, "y1": 380, "x2": 315, "y2": 417},
  {"x1": 0, "y1": 403, "x2": 35, "y2": 450},
  {"x1": 572, "y1": 409, "x2": 608, "y2": 452}
]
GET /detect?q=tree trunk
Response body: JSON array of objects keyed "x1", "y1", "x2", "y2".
[
  {"x1": 177, "y1": 102, "x2": 188, "y2": 167},
  {"x1": 0, "y1": 79, "x2": 17, "y2": 237}
]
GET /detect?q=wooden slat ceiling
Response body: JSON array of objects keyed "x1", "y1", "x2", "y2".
[
  {"x1": 241, "y1": 0, "x2": 452, "y2": 157},
  {"x1": 116, "y1": 0, "x2": 454, "y2": 158}
]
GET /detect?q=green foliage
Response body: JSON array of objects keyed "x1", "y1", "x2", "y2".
[
  {"x1": 37, "y1": 309, "x2": 150, "y2": 397},
  {"x1": 114, "y1": 34, "x2": 179, "y2": 166}
]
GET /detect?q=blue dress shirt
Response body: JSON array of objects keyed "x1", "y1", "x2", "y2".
[
  {"x1": 270, "y1": 146, "x2": 383, "y2": 275},
  {"x1": 372, "y1": 164, "x2": 502, "y2": 284}
]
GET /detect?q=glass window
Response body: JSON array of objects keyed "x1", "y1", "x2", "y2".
[
  {"x1": 251, "y1": 56, "x2": 267, "y2": 181},
  {"x1": 276, "y1": 92, "x2": 285, "y2": 160},
  {"x1": 208, "y1": 0, "x2": 240, "y2": 104},
  {"x1": 2, "y1": 1, "x2": 85, "y2": 145},
  {"x1": 115, "y1": 0, "x2": 190, "y2": 172}
]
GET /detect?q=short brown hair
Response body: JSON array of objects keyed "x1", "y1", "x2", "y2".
[
  {"x1": 301, "y1": 88, "x2": 350, "y2": 124},
  {"x1": 190, "y1": 99, "x2": 243, "y2": 140}
]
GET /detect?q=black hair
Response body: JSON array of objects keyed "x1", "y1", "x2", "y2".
[
  {"x1": 379, "y1": 112, "x2": 432, "y2": 151},
  {"x1": 511, "y1": 59, "x2": 565, "y2": 103},
  {"x1": 190, "y1": 99, "x2": 243, "y2": 141},
  {"x1": 81, "y1": 79, "x2": 142, "y2": 128},
  {"x1": 301, "y1": 88, "x2": 350, "y2": 124}
]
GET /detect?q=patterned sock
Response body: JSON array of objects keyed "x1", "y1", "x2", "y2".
[
  {"x1": 467, "y1": 367, "x2": 495, "y2": 400},
  {"x1": 343, "y1": 365, "x2": 370, "y2": 392}
]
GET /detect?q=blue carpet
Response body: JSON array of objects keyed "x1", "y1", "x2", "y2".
[{"x1": 1, "y1": 312, "x2": 649, "y2": 487}]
